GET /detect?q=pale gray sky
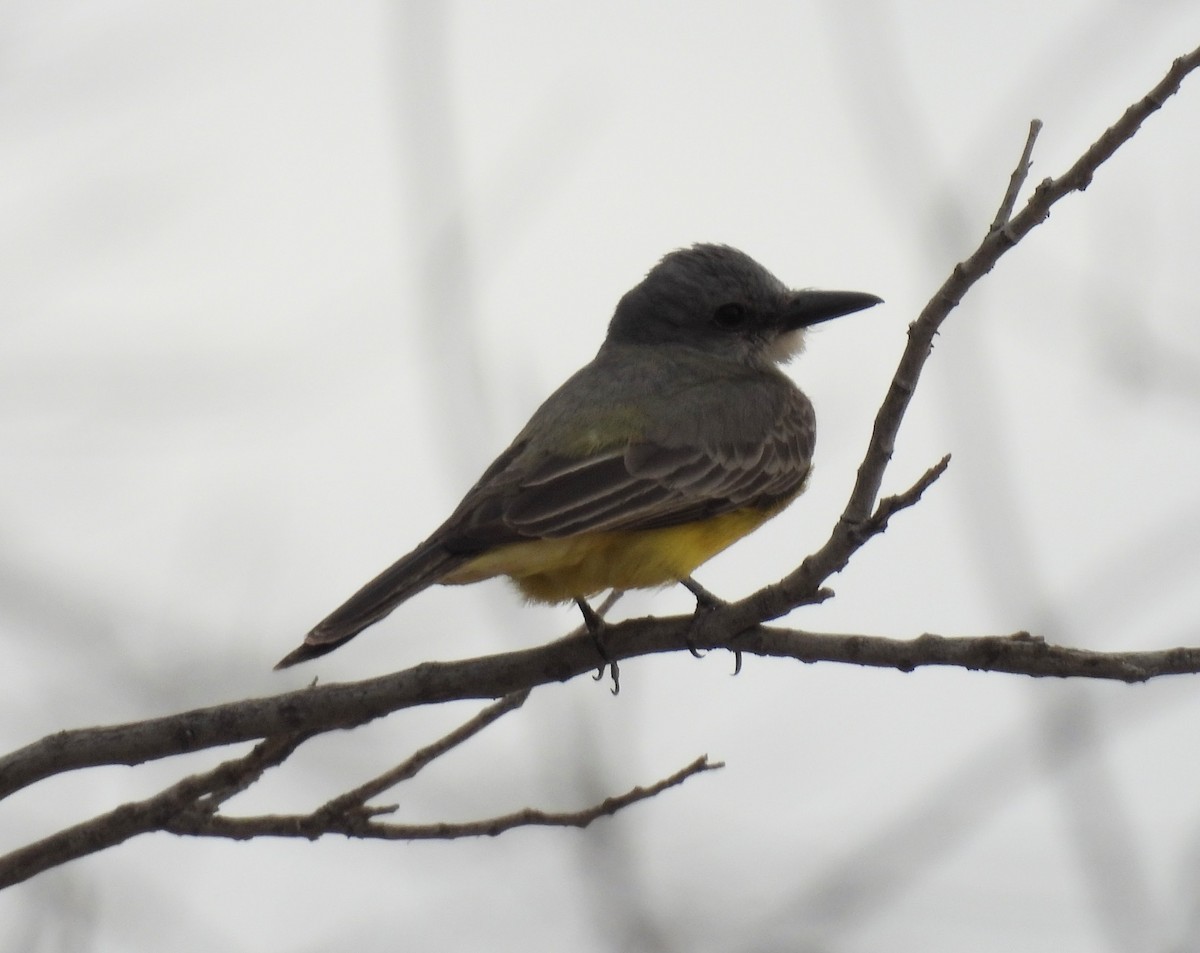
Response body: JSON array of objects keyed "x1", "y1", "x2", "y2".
[{"x1": 3, "y1": 3, "x2": 1200, "y2": 952}]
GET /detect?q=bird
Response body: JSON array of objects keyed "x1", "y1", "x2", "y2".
[{"x1": 276, "y1": 244, "x2": 880, "y2": 669}]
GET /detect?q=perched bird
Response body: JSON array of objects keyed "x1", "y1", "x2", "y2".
[{"x1": 277, "y1": 244, "x2": 880, "y2": 668}]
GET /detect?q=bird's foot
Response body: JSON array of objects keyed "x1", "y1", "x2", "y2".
[
  {"x1": 680, "y1": 577, "x2": 742, "y2": 675},
  {"x1": 680, "y1": 576, "x2": 727, "y2": 658},
  {"x1": 681, "y1": 576, "x2": 726, "y2": 610},
  {"x1": 576, "y1": 597, "x2": 620, "y2": 695}
]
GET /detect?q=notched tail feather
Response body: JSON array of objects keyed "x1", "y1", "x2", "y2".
[{"x1": 274, "y1": 542, "x2": 463, "y2": 669}]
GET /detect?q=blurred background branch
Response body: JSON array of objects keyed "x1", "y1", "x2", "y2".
[{"x1": 4, "y1": 6, "x2": 1200, "y2": 952}]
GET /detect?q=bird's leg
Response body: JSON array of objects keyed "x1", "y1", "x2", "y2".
[
  {"x1": 575, "y1": 597, "x2": 620, "y2": 695},
  {"x1": 680, "y1": 576, "x2": 725, "y2": 658},
  {"x1": 681, "y1": 576, "x2": 726, "y2": 610},
  {"x1": 680, "y1": 576, "x2": 741, "y2": 674}
]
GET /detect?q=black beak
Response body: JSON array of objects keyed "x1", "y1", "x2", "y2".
[{"x1": 784, "y1": 289, "x2": 883, "y2": 329}]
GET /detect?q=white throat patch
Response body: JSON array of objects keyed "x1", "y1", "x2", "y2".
[{"x1": 767, "y1": 328, "x2": 806, "y2": 364}]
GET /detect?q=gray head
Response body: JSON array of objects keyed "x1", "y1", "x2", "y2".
[{"x1": 606, "y1": 244, "x2": 881, "y2": 365}]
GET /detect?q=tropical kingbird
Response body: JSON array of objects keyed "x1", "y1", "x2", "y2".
[{"x1": 276, "y1": 244, "x2": 880, "y2": 668}]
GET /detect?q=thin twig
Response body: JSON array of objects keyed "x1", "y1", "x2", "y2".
[
  {"x1": 166, "y1": 756, "x2": 722, "y2": 841},
  {"x1": 858, "y1": 454, "x2": 952, "y2": 540},
  {"x1": 197, "y1": 732, "x2": 314, "y2": 811},
  {"x1": 990, "y1": 119, "x2": 1043, "y2": 232},
  {"x1": 317, "y1": 690, "x2": 530, "y2": 816}
]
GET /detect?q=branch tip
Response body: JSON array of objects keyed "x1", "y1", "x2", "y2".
[{"x1": 990, "y1": 118, "x2": 1043, "y2": 232}]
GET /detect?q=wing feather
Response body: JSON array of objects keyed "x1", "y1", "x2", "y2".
[{"x1": 444, "y1": 391, "x2": 815, "y2": 550}]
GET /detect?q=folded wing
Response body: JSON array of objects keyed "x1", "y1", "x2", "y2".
[{"x1": 444, "y1": 401, "x2": 815, "y2": 552}]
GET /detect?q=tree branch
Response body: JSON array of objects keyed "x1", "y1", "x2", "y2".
[
  {"x1": 0, "y1": 690, "x2": 715, "y2": 888},
  {"x1": 313, "y1": 689, "x2": 530, "y2": 816},
  {"x1": 730, "y1": 628, "x2": 1200, "y2": 682},
  {"x1": 7, "y1": 612, "x2": 1200, "y2": 818},
  {"x1": 164, "y1": 755, "x2": 721, "y2": 842},
  {"x1": 0, "y1": 730, "x2": 313, "y2": 889},
  {"x1": 990, "y1": 118, "x2": 1043, "y2": 232},
  {"x1": 727, "y1": 44, "x2": 1200, "y2": 630}
]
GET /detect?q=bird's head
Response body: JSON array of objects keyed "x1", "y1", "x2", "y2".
[{"x1": 606, "y1": 244, "x2": 881, "y2": 365}]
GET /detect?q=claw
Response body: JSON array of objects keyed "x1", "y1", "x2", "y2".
[
  {"x1": 680, "y1": 576, "x2": 727, "y2": 658},
  {"x1": 576, "y1": 598, "x2": 620, "y2": 695}
]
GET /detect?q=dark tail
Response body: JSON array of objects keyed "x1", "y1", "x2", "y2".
[{"x1": 275, "y1": 542, "x2": 464, "y2": 669}]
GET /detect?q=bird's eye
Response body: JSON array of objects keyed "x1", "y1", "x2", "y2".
[{"x1": 713, "y1": 302, "x2": 748, "y2": 328}]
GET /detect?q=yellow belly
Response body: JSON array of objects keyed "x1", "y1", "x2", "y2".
[{"x1": 440, "y1": 501, "x2": 794, "y2": 603}]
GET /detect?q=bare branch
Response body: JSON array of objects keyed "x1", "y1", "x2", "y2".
[
  {"x1": 728, "y1": 628, "x2": 1200, "y2": 682},
  {"x1": 0, "y1": 731, "x2": 310, "y2": 890},
  {"x1": 0, "y1": 691, "x2": 529, "y2": 888},
  {"x1": 719, "y1": 455, "x2": 951, "y2": 634},
  {"x1": 851, "y1": 46, "x2": 1200, "y2": 525},
  {"x1": 317, "y1": 689, "x2": 529, "y2": 816},
  {"x1": 990, "y1": 119, "x2": 1043, "y2": 232},
  {"x1": 728, "y1": 44, "x2": 1200, "y2": 630},
  {"x1": 8, "y1": 610, "x2": 1200, "y2": 827},
  {"x1": 861, "y1": 453, "x2": 951, "y2": 538},
  {"x1": 164, "y1": 755, "x2": 721, "y2": 842}
]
